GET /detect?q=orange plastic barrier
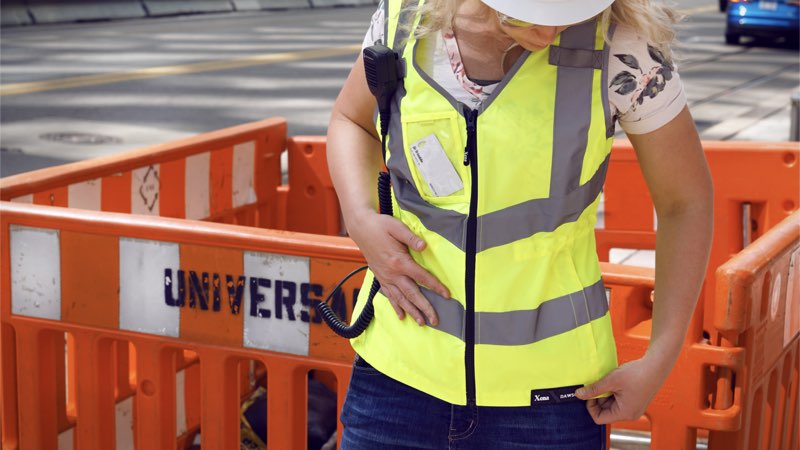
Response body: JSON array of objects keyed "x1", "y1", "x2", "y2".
[
  {"x1": 0, "y1": 117, "x2": 287, "y2": 228},
  {"x1": 709, "y1": 211, "x2": 800, "y2": 450},
  {"x1": 598, "y1": 140, "x2": 800, "y2": 341},
  {"x1": 276, "y1": 136, "x2": 342, "y2": 236},
  {"x1": 0, "y1": 202, "x2": 363, "y2": 449},
  {"x1": 0, "y1": 118, "x2": 289, "y2": 447},
  {"x1": 605, "y1": 261, "x2": 745, "y2": 450}
]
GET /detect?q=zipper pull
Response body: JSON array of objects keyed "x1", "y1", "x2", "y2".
[{"x1": 463, "y1": 108, "x2": 478, "y2": 166}]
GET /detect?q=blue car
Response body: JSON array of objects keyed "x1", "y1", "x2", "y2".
[{"x1": 725, "y1": 0, "x2": 800, "y2": 45}]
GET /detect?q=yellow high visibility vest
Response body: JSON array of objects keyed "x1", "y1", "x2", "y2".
[{"x1": 351, "y1": 0, "x2": 618, "y2": 407}]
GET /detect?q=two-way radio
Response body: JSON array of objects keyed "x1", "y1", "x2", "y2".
[{"x1": 315, "y1": 43, "x2": 403, "y2": 338}]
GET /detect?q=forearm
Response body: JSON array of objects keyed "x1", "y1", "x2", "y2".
[
  {"x1": 326, "y1": 112, "x2": 384, "y2": 228},
  {"x1": 645, "y1": 200, "x2": 713, "y2": 370}
]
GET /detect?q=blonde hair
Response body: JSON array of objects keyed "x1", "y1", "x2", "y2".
[
  {"x1": 600, "y1": 1, "x2": 681, "y2": 61},
  {"x1": 409, "y1": 0, "x2": 681, "y2": 61}
]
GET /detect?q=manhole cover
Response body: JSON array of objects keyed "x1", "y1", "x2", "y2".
[{"x1": 38, "y1": 132, "x2": 122, "y2": 145}]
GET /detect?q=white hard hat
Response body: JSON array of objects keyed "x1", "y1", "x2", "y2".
[{"x1": 481, "y1": 0, "x2": 615, "y2": 27}]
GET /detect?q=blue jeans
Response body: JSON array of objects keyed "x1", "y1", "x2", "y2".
[{"x1": 340, "y1": 355, "x2": 605, "y2": 450}]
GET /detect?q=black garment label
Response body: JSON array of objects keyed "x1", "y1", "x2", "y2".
[{"x1": 530, "y1": 385, "x2": 583, "y2": 405}]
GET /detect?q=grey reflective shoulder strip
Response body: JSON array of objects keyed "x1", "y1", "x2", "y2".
[
  {"x1": 392, "y1": 0, "x2": 417, "y2": 54},
  {"x1": 602, "y1": 23, "x2": 617, "y2": 138},
  {"x1": 476, "y1": 279, "x2": 608, "y2": 346},
  {"x1": 412, "y1": 35, "x2": 462, "y2": 112},
  {"x1": 420, "y1": 286, "x2": 465, "y2": 340},
  {"x1": 385, "y1": 82, "x2": 468, "y2": 250},
  {"x1": 477, "y1": 155, "x2": 609, "y2": 252},
  {"x1": 478, "y1": 50, "x2": 531, "y2": 113},
  {"x1": 382, "y1": 0, "x2": 389, "y2": 46},
  {"x1": 548, "y1": 46, "x2": 603, "y2": 69},
  {"x1": 549, "y1": 20, "x2": 598, "y2": 197}
]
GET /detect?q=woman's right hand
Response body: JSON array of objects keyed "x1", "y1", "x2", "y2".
[{"x1": 348, "y1": 210, "x2": 450, "y2": 327}]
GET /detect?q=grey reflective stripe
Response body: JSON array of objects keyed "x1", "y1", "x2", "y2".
[
  {"x1": 390, "y1": 171, "x2": 468, "y2": 249},
  {"x1": 391, "y1": 154, "x2": 607, "y2": 253},
  {"x1": 420, "y1": 280, "x2": 608, "y2": 345},
  {"x1": 392, "y1": 0, "x2": 417, "y2": 54},
  {"x1": 412, "y1": 39, "x2": 462, "y2": 112},
  {"x1": 421, "y1": 286, "x2": 465, "y2": 340},
  {"x1": 602, "y1": 24, "x2": 617, "y2": 138},
  {"x1": 548, "y1": 46, "x2": 603, "y2": 69},
  {"x1": 382, "y1": 0, "x2": 389, "y2": 46},
  {"x1": 476, "y1": 280, "x2": 608, "y2": 345},
  {"x1": 477, "y1": 155, "x2": 608, "y2": 252},
  {"x1": 550, "y1": 20, "x2": 598, "y2": 196}
]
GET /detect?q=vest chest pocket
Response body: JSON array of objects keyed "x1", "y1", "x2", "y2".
[{"x1": 400, "y1": 111, "x2": 468, "y2": 206}]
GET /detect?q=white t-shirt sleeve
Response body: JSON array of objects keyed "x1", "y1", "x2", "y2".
[
  {"x1": 608, "y1": 24, "x2": 687, "y2": 135},
  {"x1": 362, "y1": 2, "x2": 386, "y2": 50}
]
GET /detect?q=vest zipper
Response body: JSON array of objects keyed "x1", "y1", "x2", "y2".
[{"x1": 463, "y1": 105, "x2": 478, "y2": 405}]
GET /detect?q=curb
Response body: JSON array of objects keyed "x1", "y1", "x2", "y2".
[
  {"x1": 1, "y1": 0, "x2": 380, "y2": 26},
  {"x1": 143, "y1": 0, "x2": 233, "y2": 17},
  {"x1": 232, "y1": 0, "x2": 311, "y2": 10},
  {"x1": 0, "y1": 0, "x2": 34, "y2": 26},
  {"x1": 26, "y1": 0, "x2": 146, "y2": 25}
]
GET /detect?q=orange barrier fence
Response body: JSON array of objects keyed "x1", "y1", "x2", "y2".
[
  {"x1": 0, "y1": 202, "x2": 363, "y2": 449},
  {"x1": 605, "y1": 261, "x2": 745, "y2": 450},
  {"x1": 709, "y1": 211, "x2": 800, "y2": 450},
  {"x1": 1, "y1": 120, "x2": 798, "y2": 450},
  {"x1": 598, "y1": 140, "x2": 800, "y2": 343},
  {"x1": 0, "y1": 118, "x2": 289, "y2": 447},
  {"x1": 276, "y1": 136, "x2": 342, "y2": 236},
  {"x1": 0, "y1": 118, "x2": 287, "y2": 228}
]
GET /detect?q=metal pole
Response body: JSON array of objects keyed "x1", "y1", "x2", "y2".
[{"x1": 791, "y1": 91, "x2": 800, "y2": 141}]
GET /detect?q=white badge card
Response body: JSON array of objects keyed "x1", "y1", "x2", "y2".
[{"x1": 409, "y1": 133, "x2": 463, "y2": 197}]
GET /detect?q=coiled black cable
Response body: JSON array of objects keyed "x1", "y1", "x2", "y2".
[{"x1": 315, "y1": 171, "x2": 392, "y2": 338}]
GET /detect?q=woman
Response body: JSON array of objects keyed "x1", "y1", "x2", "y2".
[{"x1": 327, "y1": 0, "x2": 713, "y2": 448}]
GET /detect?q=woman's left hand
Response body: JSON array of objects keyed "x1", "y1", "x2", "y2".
[{"x1": 574, "y1": 354, "x2": 671, "y2": 424}]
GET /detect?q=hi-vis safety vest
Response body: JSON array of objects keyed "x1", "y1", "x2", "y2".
[{"x1": 351, "y1": 0, "x2": 619, "y2": 407}]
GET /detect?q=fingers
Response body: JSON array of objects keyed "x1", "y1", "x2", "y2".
[
  {"x1": 380, "y1": 285, "x2": 405, "y2": 320},
  {"x1": 384, "y1": 221, "x2": 450, "y2": 298},
  {"x1": 579, "y1": 372, "x2": 619, "y2": 424},
  {"x1": 386, "y1": 219, "x2": 426, "y2": 252},
  {"x1": 586, "y1": 397, "x2": 618, "y2": 425},
  {"x1": 381, "y1": 280, "x2": 437, "y2": 326},
  {"x1": 398, "y1": 277, "x2": 439, "y2": 326},
  {"x1": 360, "y1": 217, "x2": 449, "y2": 326},
  {"x1": 576, "y1": 372, "x2": 614, "y2": 400},
  {"x1": 405, "y1": 261, "x2": 450, "y2": 299}
]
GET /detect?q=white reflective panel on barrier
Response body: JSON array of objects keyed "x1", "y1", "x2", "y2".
[
  {"x1": 232, "y1": 141, "x2": 257, "y2": 208},
  {"x1": 68, "y1": 178, "x2": 101, "y2": 211},
  {"x1": 131, "y1": 164, "x2": 161, "y2": 216},
  {"x1": 185, "y1": 152, "x2": 211, "y2": 220},
  {"x1": 119, "y1": 237, "x2": 180, "y2": 337},
  {"x1": 243, "y1": 251, "x2": 311, "y2": 356},
  {"x1": 10, "y1": 225, "x2": 62, "y2": 320}
]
